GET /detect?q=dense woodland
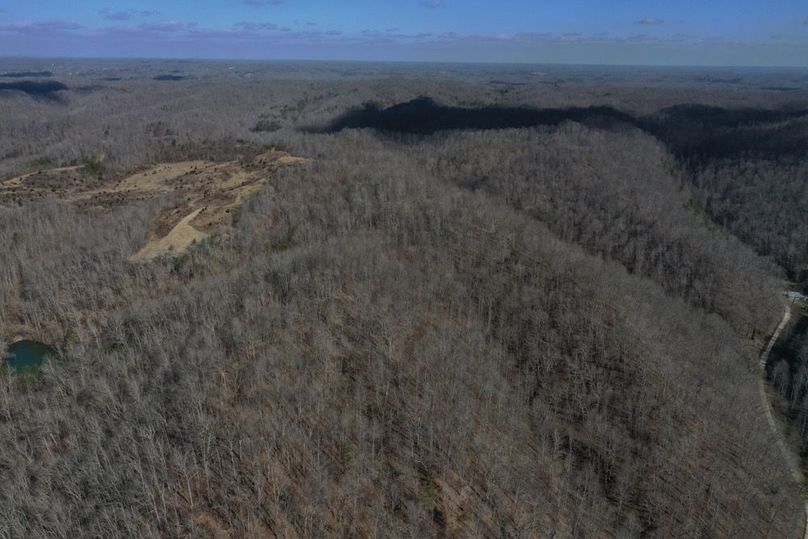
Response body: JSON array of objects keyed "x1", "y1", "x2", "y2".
[
  {"x1": 1, "y1": 60, "x2": 808, "y2": 537},
  {"x1": 642, "y1": 107, "x2": 808, "y2": 282}
]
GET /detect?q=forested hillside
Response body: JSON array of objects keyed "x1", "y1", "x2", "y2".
[
  {"x1": 642, "y1": 107, "x2": 808, "y2": 284},
  {"x1": 419, "y1": 126, "x2": 779, "y2": 334},
  {"x1": 693, "y1": 159, "x2": 808, "y2": 281},
  {"x1": 1, "y1": 60, "x2": 807, "y2": 537}
]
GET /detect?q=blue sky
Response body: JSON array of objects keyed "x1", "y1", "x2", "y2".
[{"x1": 0, "y1": 1, "x2": 807, "y2": 65}]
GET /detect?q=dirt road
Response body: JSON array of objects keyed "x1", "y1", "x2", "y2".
[{"x1": 758, "y1": 303, "x2": 808, "y2": 538}]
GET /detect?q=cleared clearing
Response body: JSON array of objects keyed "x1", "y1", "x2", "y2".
[
  {"x1": 0, "y1": 150, "x2": 308, "y2": 260},
  {"x1": 102, "y1": 161, "x2": 209, "y2": 194}
]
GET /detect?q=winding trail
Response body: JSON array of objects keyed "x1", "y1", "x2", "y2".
[{"x1": 758, "y1": 303, "x2": 808, "y2": 538}]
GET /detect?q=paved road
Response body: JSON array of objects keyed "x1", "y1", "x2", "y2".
[{"x1": 758, "y1": 303, "x2": 808, "y2": 538}]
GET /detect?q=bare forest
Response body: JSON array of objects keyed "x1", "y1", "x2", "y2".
[{"x1": 1, "y1": 59, "x2": 808, "y2": 537}]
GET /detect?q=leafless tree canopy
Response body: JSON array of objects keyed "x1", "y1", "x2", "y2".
[{"x1": 1, "y1": 59, "x2": 807, "y2": 537}]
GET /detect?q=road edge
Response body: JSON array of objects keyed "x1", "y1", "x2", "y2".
[{"x1": 758, "y1": 303, "x2": 807, "y2": 539}]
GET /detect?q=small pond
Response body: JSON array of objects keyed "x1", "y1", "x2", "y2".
[{"x1": 4, "y1": 340, "x2": 56, "y2": 372}]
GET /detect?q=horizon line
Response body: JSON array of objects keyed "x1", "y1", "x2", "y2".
[{"x1": 1, "y1": 55, "x2": 807, "y2": 70}]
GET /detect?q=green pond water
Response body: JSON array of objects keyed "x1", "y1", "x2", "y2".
[{"x1": 4, "y1": 340, "x2": 56, "y2": 372}]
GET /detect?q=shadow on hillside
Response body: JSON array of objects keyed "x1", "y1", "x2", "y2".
[
  {"x1": 647, "y1": 104, "x2": 808, "y2": 128},
  {"x1": 0, "y1": 80, "x2": 68, "y2": 101},
  {"x1": 640, "y1": 104, "x2": 808, "y2": 160},
  {"x1": 315, "y1": 97, "x2": 808, "y2": 161},
  {"x1": 316, "y1": 97, "x2": 637, "y2": 134}
]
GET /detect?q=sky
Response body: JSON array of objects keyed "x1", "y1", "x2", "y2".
[{"x1": 0, "y1": 1, "x2": 807, "y2": 66}]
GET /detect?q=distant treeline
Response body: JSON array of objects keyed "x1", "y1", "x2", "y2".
[{"x1": 0, "y1": 71, "x2": 53, "y2": 78}]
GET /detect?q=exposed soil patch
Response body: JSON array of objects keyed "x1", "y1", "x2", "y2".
[{"x1": 131, "y1": 208, "x2": 209, "y2": 262}]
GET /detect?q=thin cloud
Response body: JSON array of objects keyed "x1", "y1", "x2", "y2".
[
  {"x1": 100, "y1": 9, "x2": 160, "y2": 21},
  {"x1": 234, "y1": 21, "x2": 279, "y2": 31},
  {"x1": 637, "y1": 18, "x2": 664, "y2": 25},
  {"x1": 0, "y1": 20, "x2": 83, "y2": 33},
  {"x1": 138, "y1": 21, "x2": 189, "y2": 33},
  {"x1": 243, "y1": 0, "x2": 284, "y2": 6},
  {"x1": 421, "y1": 0, "x2": 444, "y2": 9}
]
